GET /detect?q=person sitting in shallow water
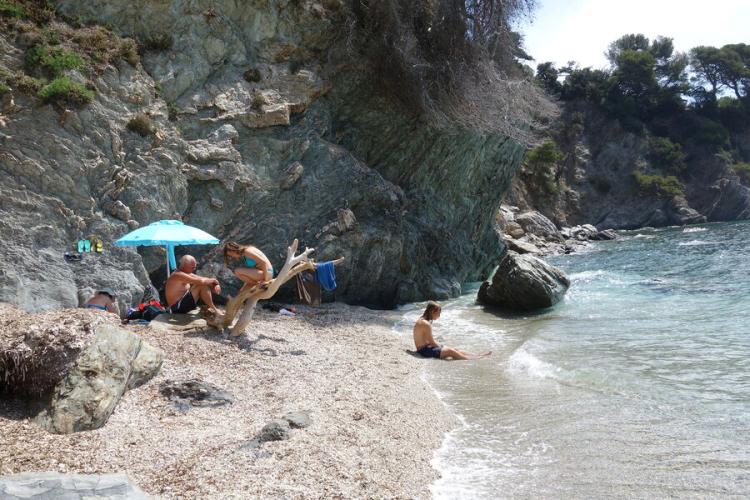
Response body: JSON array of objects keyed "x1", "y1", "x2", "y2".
[
  {"x1": 165, "y1": 255, "x2": 222, "y2": 314},
  {"x1": 413, "y1": 301, "x2": 491, "y2": 360},
  {"x1": 84, "y1": 288, "x2": 117, "y2": 314},
  {"x1": 223, "y1": 241, "x2": 274, "y2": 293}
]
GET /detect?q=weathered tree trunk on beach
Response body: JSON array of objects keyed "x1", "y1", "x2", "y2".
[{"x1": 221, "y1": 239, "x2": 315, "y2": 336}]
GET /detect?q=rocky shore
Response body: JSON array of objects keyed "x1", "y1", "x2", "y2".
[{"x1": 0, "y1": 304, "x2": 453, "y2": 498}]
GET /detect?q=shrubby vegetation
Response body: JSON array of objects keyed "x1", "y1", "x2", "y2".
[
  {"x1": 0, "y1": 0, "x2": 28, "y2": 18},
  {"x1": 733, "y1": 162, "x2": 750, "y2": 183},
  {"x1": 632, "y1": 171, "x2": 684, "y2": 198},
  {"x1": 524, "y1": 140, "x2": 563, "y2": 194},
  {"x1": 0, "y1": 0, "x2": 140, "y2": 106},
  {"x1": 26, "y1": 44, "x2": 85, "y2": 76},
  {"x1": 38, "y1": 76, "x2": 93, "y2": 104}
]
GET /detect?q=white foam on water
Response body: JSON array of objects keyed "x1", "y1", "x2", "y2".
[
  {"x1": 569, "y1": 269, "x2": 627, "y2": 286},
  {"x1": 677, "y1": 240, "x2": 716, "y2": 246},
  {"x1": 507, "y1": 347, "x2": 560, "y2": 381},
  {"x1": 634, "y1": 233, "x2": 656, "y2": 239},
  {"x1": 683, "y1": 227, "x2": 707, "y2": 233}
]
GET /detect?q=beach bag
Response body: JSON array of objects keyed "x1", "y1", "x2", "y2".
[{"x1": 127, "y1": 300, "x2": 166, "y2": 321}]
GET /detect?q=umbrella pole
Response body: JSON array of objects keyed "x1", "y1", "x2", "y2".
[{"x1": 166, "y1": 245, "x2": 171, "y2": 278}]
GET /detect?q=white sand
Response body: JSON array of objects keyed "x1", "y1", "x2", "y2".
[{"x1": 0, "y1": 303, "x2": 454, "y2": 498}]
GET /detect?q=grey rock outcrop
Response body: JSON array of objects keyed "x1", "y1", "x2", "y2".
[
  {"x1": 669, "y1": 196, "x2": 707, "y2": 225},
  {"x1": 515, "y1": 211, "x2": 564, "y2": 242},
  {"x1": 478, "y1": 251, "x2": 570, "y2": 311},
  {"x1": 592, "y1": 229, "x2": 617, "y2": 240},
  {"x1": 505, "y1": 238, "x2": 541, "y2": 255},
  {"x1": 0, "y1": 472, "x2": 148, "y2": 499},
  {"x1": 1, "y1": 0, "x2": 525, "y2": 311},
  {"x1": 695, "y1": 176, "x2": 750, "y2": 221},
  {"x1": 1, "y1": 304, "x2": 162, "y2": 433},
  {"x1": 36, "y1": 325, "x2": 163, "y2": 434}
]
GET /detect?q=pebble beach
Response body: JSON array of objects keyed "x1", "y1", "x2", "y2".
[{"x1": 0, "y1": 303, "x2": 454, "y2": 498}]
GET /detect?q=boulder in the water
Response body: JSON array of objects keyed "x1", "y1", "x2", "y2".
[
  {"x1": 592, "y1": 229, "x2": 618, "y2": 241},
  {"x1": 477, "y1": 251, "x2": 570, "y2": 311}
]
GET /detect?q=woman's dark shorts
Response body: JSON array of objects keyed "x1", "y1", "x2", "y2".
[{"x1": 417, "y1": 345, "x2": 443, "y2": 359}]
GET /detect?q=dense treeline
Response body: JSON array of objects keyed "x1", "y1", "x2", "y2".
[
  {"x1": 536, "y1": 35, "x2": 749, "y2": 148},
  {"x1": 533, "y1": 34, "x2": 750, "y2": 189}
]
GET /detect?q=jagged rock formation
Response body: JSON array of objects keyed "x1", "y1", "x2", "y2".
[
  {"x1": 478, "y1": 250, "x2": 570, "y2": 310},
  {"x1": 0, "y1": 305, "x2": 162, "y2": 434},
  {"x1": 0, "y1": 0, "x2": 525, "y2": 311}
]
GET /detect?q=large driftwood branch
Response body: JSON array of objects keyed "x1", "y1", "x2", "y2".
[{"x1": 221, "y1": 239, "x2": 315, "y2": 335}]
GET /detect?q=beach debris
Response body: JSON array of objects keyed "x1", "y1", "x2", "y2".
[
  {"x1": 478, "y1": 250, "x2": 570, "y2": 311},
  {"x1": 159, "y1": 379, "x2": 234, "y2": 410},
  {"x1": 0, "y1": 472, "x2": 148, "y2": 499}
]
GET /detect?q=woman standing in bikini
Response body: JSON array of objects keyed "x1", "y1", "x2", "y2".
[{"x1": 223, "y1": 242, "x2": 274, "y2": 292}]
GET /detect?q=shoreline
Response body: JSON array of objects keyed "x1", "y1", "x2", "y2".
[{"x1": 0, "y1": 303, "x2": 454, "y2": 498}]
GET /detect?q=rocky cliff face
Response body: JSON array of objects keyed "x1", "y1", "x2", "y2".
[
  {"x1": 0, "y1": 0, "x2": 524, "y2": 311},
  {"x1": 506, "y1": 104, "x2": 750, "y2": 229}
]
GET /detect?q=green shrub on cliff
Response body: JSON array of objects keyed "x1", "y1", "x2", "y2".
[
  {"x1": 38, "y1": 76, "x2": 94, "y2": 105},
  {"x1": 0, "y1": 0, "x2": 28, "y2": 18},
  {"x1": 649, "y1": 137, "x2": 686, "y2": 174},
  {"x1": 525, "y1": 141, "x2": 563, "y2": 195},
  {"x1": 526, "y1": 141, "x2": 563, "y2": 167},
  {"x1": 732, "y1": 162, "x2": 750, "y2": 184},
  {"x1": 0, "y1": 82, "x2": 9, "y2": 95},
  {"x1": 27, "y1": 45, "x2": 86, "y2": 77},
  {"x1": 632, "y1": 171, "x2": 684, "y2": 197}
]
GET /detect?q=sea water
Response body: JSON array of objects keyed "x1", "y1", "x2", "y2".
[{"x1": 394, "y1": 221, "x2": 750, "y2": 498}]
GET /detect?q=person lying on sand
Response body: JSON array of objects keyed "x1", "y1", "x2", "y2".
[
  {"x1": 413, "y1": 301, "x2": 491, "y2": 360},
  {"x1": 165, "y1": 255, "x2": 222, "y2": 314},
  {"x1": 84, "y1": 287, "x2": 117, "y2": 313},
  {"x1": 223, "y1": 241, "x2": 274, "y2": 293}
]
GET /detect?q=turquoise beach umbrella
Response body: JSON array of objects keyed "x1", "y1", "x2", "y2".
[{"x1": 114, "y1": 220, "x2": 220, "y2": 277}]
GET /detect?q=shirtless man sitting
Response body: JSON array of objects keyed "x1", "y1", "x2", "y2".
[
  {"x1": 413, "y1": 301, "x2": 491, "y2": 360},
  {"x1": 165, "y1": 255, "x2": 222, "y2": 314}
]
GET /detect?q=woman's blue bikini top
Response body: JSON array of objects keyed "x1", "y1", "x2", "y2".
[{"x1": 243, "y1": 256, "x2": 258, "y2": 268}]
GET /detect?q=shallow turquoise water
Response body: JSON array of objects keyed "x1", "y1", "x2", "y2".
[{"x1": 395, "y1": 221, "x2": 750, "y2": 499}]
